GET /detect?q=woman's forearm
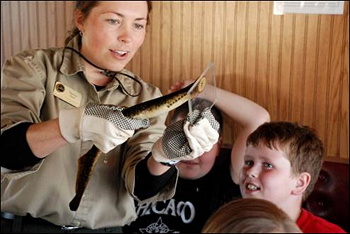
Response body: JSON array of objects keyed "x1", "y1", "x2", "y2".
[{"x1": 26, "y1": 118, "x2": 68, "y2": 158}]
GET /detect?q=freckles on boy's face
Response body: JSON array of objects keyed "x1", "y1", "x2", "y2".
[{"x1": 239, "y1": 144, "x2": 297, "y2": 207}]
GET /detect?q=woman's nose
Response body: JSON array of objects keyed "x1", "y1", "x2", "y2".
[{"x1": 118, "y1": 25, "x2": 132, "y2": 44}]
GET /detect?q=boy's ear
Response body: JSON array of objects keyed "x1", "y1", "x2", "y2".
[
  {"x1": 292, "y1": 172, "x2": 311, "y2": 195},
  {"x1": 214, "y1": 136, "x2": 223, "y2": 158},
  {"x1": 217, "y1": 136, "x2": 223, "y2": 148}
]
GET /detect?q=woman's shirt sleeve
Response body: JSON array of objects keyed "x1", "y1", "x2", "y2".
[
  {"x1": 1, "y1": 50, "x2": 47, "y2": 176},
  {"x1": 0, "y1": 122, "x2": 42, "y2": 170}
]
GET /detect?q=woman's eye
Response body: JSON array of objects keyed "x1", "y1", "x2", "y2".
[
  {"x1": 134, "y1": 23, "x2": 145, "y2": 30},
  {"x1": 107, "y1": 19, "x2": 119, "y2": 25}
]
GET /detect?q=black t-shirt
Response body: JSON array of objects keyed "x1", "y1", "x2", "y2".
[{"x1": 123, "y1": 155, "x2": 241, "y2": 233}]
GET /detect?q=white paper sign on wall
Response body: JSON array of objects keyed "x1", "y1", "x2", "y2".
[{"x1": 273, "y1": 1, "x2": 344, "y2": 15}]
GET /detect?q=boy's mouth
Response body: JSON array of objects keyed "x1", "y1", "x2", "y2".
[
  {"x1": 180, "y1": 161, "x2": 199, "y2": 166},
  {"x1": 246, "y1": 183, "x2": 260, "y2": 191}
]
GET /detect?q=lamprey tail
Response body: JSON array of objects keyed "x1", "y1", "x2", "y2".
[
  {"x1": 69, "y1": 146, "x2": 103, "y2": 211},
  {"x1": 69, "y1": 77, "x2": 206, "y2": 211}
]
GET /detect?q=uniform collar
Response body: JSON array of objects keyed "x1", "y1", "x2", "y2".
[
  {"x1": 59, "y1": 36, "x2": 85, "y2": 76},
  {"x1": 60, "y1": 36, "x2": 141, "y2": 96},
  {"x1": 107, "y1": 69, "x2": 142, "y2": 96}
]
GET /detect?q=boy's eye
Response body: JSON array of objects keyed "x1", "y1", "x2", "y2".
[
  {"x1": 264, "y1": 163, "x2": 273, "y2": 169},
  {"x1": 244, "y1": 160, "x2": 253, "y2": 167}
]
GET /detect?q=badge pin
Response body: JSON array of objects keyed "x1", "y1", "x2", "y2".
[
  {"x1": 56, "y1": 83, "x2": 65, "y2": 92},
  {"x1": 53, "y1": 81, "x2": 82, "y2": 108}
]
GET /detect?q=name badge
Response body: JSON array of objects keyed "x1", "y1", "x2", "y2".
[{"x1": 53, "y1": 82, "x2": 82, "y2": 108}]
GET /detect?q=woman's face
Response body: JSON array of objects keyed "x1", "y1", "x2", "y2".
[{"x1": 76, "y1": 1, "x2": 148, "y2": 71}]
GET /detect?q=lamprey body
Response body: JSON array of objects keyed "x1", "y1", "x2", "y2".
[
  {"x1": 122, "y1": 77, "x2": 206, "y2": 119},
  {"x1": 69, "y1": 146, "x2": 102, "y2": 211},
  {"x1": 69, "y1": 77, "x2": 206, "y2": 211}
]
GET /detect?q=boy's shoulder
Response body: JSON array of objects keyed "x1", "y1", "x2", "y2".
[{"x1": 297, "y1": 208, "x2": 346, "y2": 233}]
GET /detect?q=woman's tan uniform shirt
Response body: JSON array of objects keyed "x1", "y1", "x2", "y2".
[{"x1": 1, "y1": 36, "x2": 178, "y2": 229}]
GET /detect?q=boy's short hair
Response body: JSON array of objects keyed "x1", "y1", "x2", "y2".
[
  {"x1": 202, "y1": 198, "x2": 302, "y2": 233},
  {"x1": 246, "y1": 122, "x2": 324, "y2": 201},
  {"x1": 170, "y1": 98, "x2": 223, "y2": 136}
]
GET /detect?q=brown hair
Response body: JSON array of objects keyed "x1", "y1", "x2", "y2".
[
  {"x1": 246, "y1": 121, "x2": 324, "y2": 201},
  {"x1": 65, "y1": 1, "x2": 152, "y2": 45},
  {"x1": 202, "y1": 198, "x2": 302, "y2": 233}
]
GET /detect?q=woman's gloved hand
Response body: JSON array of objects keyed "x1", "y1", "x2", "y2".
[
  {"x1": 151, "y1": 108, "x2": 219, "y2": 164},
  {"x1": 59, "y1": 103, "x2": 150, "y2": 153}
]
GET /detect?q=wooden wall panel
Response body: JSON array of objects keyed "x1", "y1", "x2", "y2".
[
  {"x1": 1, "y1": 1, "x2": 348, "y2": 163},
  {"x1": 340, "y1": 12, "x2": 349, "y2": 160},
  {"x1": 28, "y1": 2, "x2": 39, "y2": 49},
  {"x1": 303, "y1": 15, "x2": 318, "y2": 127}
]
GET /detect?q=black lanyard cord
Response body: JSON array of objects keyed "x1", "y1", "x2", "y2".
[{"x1": 64, "y1": 46, "x2": 142, "y2": 97}]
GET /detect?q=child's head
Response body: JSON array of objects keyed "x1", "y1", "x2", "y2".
[
  {"x1": 170, "y1": 99, "x2": 223, "y2": 180},
  {"x1": 240, "y1": 122, "x2": 324, "y2": 211},
  {"x1": 202, "y1": 198, "x2": 302, "y2": 233}
]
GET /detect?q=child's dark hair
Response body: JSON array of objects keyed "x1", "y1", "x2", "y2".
[{"x1": 246, "y1": 121, "x2": 324, "y2": 201}]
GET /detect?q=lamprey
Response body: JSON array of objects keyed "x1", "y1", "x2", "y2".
[
  {"x1": 69, "y1": 77, "x2": 207, "y2": 211},
  {"x1": 69, "y1": 146, "x2": 103, "y2": 211}
]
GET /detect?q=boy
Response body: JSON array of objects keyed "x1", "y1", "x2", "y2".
[
  {"x1": 123, "y1": 83, "x2": 270, "y2": 233},
  {"x1": 239, "y1": 122, "x2": 346, "y2": 233}
]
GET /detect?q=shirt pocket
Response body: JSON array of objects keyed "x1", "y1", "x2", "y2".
[{"x1": 1, "y1": 160, "x2": 44, "y2": 183}]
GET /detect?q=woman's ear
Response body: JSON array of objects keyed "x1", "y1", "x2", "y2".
[
  {"x1": 292, "y1": 172, "x2": 311, "y2": 196},
  {"x1": 75, "y1": 10, "x2": 85, "y2": 32}
]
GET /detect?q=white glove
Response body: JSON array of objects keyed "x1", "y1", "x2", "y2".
[
  {"x1": 151, "y1": 108, "x2": 219, "y2": 164},
  {"x1": 59, "y1": 103, "x2": 150, "y2": 153}
]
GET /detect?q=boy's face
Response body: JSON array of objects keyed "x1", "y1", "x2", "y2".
[
  {"x1": 171, "y1": 111, "x2": 222, "y2": 180},
  {"x1": 177, "y1": 141, "x2": 220, "y2": 180},
  {"x1": 239, "y1": 144, "x2": 299, "y2": 207}
]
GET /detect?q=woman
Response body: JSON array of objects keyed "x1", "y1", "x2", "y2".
[{"x1": 1, "y1": 1, "x2": 218, "y2": 233}]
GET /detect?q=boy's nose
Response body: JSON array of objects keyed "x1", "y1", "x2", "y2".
[
  {"x1": 247, "y1": 167, "x2": 258, "y2": 178},
  {"x1": 248, "y1": 172, "x2": 257, "y2": 178}
]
